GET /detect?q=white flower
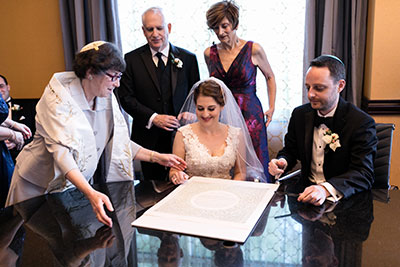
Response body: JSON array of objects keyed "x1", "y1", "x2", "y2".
[
  {"x1": 11, "y1": 104, "x2": 22, "y2": 111},
  {"x1": 329, "y1": 141, "x2": 341, "y2": 151},
  {"x1": 322, "y1": 129, "x2": 341, "y2": 152},
  {"x1": 173, "y1": 58, "x2": 183, "y2": 68}
]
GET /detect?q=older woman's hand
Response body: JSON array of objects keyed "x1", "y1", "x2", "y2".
[
  {"x1": 86, "y1": 190, "x2": 114, "y2": 228},
  {"x1": 154, "y1": 153, "x2": 187, "y2": 171},
  {"x1": 12, "y1": 122, "x2": 32, "y2": 139}
]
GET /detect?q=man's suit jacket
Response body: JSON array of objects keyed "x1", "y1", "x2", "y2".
[
  {"x1": 9, "y1": 98, "x2": 37, "y2": 161},
  {"x1": 277, "y1": 97, "x2": 377, "y2": 198},
  {"x1": 117, "y1": 43, "x2": 200, "y2": 149}
]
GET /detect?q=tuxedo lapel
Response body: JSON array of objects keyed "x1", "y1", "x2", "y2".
[
  {"x1": 170, "y1": 44, "x2": 179, "y2": 95},
  {"x1": 304, "y1": 110, "x2": 315, "y2": 166},
  {"x1": 140, "y1": 46, "x2": 161, "y2": 94},
  {"x1": 331, "y1": 97, "x2": 347, "y2": 135}
]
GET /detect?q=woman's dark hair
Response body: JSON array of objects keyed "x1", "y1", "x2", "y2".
[
  {"x1": 73, "y1": 42, "x2": 126, "y2": 79},
  {"x1": 206, "y1": 1, "x2": 239, "y2": 30},
  {"x1": 194, "y1": 80, "x2": 225, "y2": 106}
]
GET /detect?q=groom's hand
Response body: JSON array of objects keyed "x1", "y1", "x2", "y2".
[{"x1": 153, "y1": 115, "x2": 180, "y2": 131}]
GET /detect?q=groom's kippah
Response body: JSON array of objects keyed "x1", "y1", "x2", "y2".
[
  {"x1": 80, "y1": 41, "x2": 106, "y2": 52},
  {"x1": 323, "y1": 54, "x2": 345, "y2": 66}
]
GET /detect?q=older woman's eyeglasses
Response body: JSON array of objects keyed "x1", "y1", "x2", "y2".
[{"x1": 104, "y1": 72, "x2": 123, "y2": 82}]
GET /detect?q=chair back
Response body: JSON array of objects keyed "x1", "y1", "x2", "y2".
[{"x1": 373, "y1": 123, "x2": 395, "y2": 189}]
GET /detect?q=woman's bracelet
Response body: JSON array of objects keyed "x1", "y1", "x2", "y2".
[{"x1": 150, "y1": 151, "x2": 155, "y2": 163}]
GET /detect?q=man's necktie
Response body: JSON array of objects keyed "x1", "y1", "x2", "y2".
[
  {"x1": 156, "y1": 52, "x2": 165, "y2": 84},
  {"x1": 314, "y1": 116, "x2": 333, "y2": 129},
  {"x1": 6, "y1": 99, "x2": 11, "y2": 119}
]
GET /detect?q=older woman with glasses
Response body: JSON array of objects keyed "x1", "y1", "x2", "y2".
[{"x1": 6, "y1": 41, "x2": 186, "y2": 227}]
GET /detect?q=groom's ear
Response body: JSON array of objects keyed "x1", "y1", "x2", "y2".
[{"x1": 167, "y1": 23, "x2": 171, "y2": 34}]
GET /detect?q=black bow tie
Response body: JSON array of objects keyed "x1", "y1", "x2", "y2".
[{"x1": 314, "y1": 116, "x2": 333, "y2": 128}]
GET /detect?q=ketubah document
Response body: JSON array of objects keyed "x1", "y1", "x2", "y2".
[{"x1": 131, "y1": 176, "x2": 279, "y2": 243}]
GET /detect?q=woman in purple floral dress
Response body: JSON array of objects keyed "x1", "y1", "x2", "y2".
[{"x1": 204, "y1": 1, "x2": 277, "y2": 181}]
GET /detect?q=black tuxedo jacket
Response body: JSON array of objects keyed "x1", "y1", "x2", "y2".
[
  {"x1": 277, "y1": 97, "x2": 377, "y2": 198},
  {"x1": 117, "y1": 43, "x2": 200, "y2": 148}
]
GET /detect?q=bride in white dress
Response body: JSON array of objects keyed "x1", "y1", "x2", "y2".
[{"x1": 169, "y1": 77, "x2": 266, "y2": 184}]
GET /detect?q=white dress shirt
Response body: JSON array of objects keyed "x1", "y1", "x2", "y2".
[
  {"x1": 310, "y1": 106, "x2": 343, "y2": 202},
  {"x1": 146, "y1": 45, "x2": 170, "y2": 129}
]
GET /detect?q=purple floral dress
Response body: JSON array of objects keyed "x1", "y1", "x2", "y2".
[{"x1": 208, "y1": 41, "x2": 271, "y2": 181}]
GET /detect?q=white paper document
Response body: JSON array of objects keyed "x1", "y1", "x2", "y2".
[{"x1": 132, "y1": 176, "x2": 279, "y2": 243}]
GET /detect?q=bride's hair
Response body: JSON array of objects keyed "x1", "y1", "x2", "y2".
[{"x1": 193, "y1": 80, "x2": 225, "y2": 106}]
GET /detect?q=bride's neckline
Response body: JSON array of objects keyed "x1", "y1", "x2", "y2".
[{"x1": 189, "y1": 124, "x2": 230, "y2": 158}]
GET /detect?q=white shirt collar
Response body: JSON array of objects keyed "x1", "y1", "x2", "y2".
[
  {"x1": 317, "y1": 103, "x2": 338, "y2": 118},
  {"x1": 150, "y1": 44, "x2": 170, "y2": 58}
]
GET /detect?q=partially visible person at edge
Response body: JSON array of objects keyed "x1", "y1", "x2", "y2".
[
  {"x1": 0, "y1": 74, "x2": 36, "y2": 162},
  {"x1": 204, "y1": 0, "x2": 277, "y2": 182},
  {"x1": 0, "y1": 94, "x2": 31, "y2": 208},
  {"x1": 117, "y1": 7, "x2": 200, "y2": 181},
  {"x1": 269, "y1": 55, "x2": 377, "y2": 206},
  {"x1": 5, "y1": 41, "x2": 186, "y2": 227}
]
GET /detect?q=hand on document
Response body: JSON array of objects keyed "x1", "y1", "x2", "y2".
[{"x1": 170, "y1": 171, "x2": 189, "y2": 185}]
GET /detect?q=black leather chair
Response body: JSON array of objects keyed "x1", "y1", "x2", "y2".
[{"x1": 373, "y1": 123, "x2": 395, "y2": 189}]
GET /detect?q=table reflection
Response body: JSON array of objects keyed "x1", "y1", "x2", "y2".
[
  {"x1": 0, "y1": 181, "x2": 136, "y2": 266},
  {"x1": 0, "y1": 180, "x2": 398, "y2": 266}
]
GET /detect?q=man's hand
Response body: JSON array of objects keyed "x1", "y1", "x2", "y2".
[
  {"x1": 268, "y1": 158, "x2": 287, "y2": 178},
  {"x1": 153, "y1": 115, "x2": 180, "y2": 131},
  {"x1": 298, "y1": 185, "x2": 330, "y2": 206},
  {"x1": 177, "y1": 112, "x2": 196, "y2": 122}
]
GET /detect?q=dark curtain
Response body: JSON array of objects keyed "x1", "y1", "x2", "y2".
[
  {"x1": 303, "y1": 0, "x2": 369, "y2": 107},
  {"x1": 59, "y1": 0, "x2": 122, "y2": 70}
]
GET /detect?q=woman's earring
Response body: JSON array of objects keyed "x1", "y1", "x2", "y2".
[{"x1": 88, "y1": 75, "x2": 93, "y2": 80}]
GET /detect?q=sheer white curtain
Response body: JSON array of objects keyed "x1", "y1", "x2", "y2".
[{"x1": 118, "y1": 0, "x2": 305, "y2": 157}]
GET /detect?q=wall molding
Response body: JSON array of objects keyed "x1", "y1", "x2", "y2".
[{"x1": 362, "y1": 97, "x2": 400, "y2": 115}]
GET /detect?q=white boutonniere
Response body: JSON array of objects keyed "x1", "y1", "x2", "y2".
[
  {"x1": 170, "y1": 54, "x2": 183, "y2": 68},
  {"x1": 322, "y1": 129, "x2": 341, "y2": 151},
  {"x1": 11, "y1": 104, "x2": 22, "y2": 111}
]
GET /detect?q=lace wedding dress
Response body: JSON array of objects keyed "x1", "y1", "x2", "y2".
[{"x1": 179, "y1": 124, "x2": 240, "y2": 179}]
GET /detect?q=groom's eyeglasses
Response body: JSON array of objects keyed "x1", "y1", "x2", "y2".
[{"x1": 104, "y1": 72, "x2": 123, "y2": 82}]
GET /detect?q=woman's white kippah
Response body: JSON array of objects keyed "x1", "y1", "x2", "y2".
[{"x1": 80, "y1": 41, "x2": 106, "y2": 52}]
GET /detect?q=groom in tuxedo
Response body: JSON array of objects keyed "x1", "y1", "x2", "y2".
[
  {"x1": 269, "y1": 55, "x2": 377, "y2": 206},
  {"x1": 117, "y1": 7, "x2": 200, "y2": 180}
]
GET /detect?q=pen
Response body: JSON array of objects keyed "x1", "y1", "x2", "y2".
[{"x1": 277, "y1": 169, "x2": 301, "y2": 183}]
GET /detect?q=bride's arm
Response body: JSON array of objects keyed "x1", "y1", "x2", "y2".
[
  {"x1": 169, "y1": 131, "x2": 189, "y2": 184},
  {"x1": 233, "y1": 130, "x2": 246, "y2": 181}
]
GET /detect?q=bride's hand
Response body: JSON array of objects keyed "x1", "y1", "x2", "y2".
[
  {"x1": 154, "y1": 153, "x2": 187, "y2": 171},
  {"x1": 170, "y1": 171, "x2": 189, "y2": 185}
]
